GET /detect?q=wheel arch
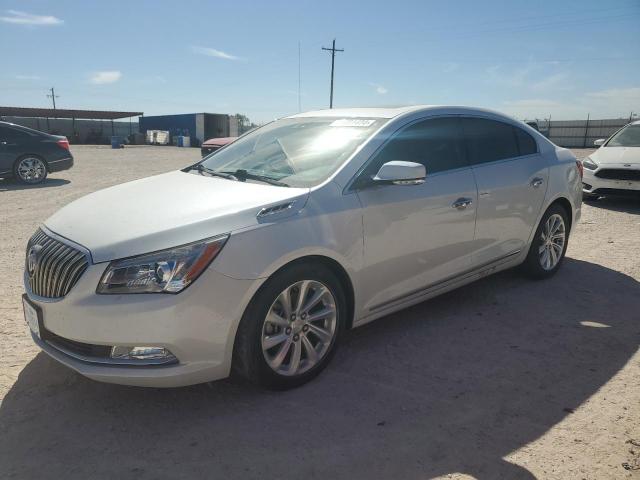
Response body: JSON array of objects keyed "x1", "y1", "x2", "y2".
[
  {"x1": 547, "y1": 196, "x2": 573, "y2": 232},
  {"x1": 263, "y1": 255, "x2": 356, "y2": 330}
]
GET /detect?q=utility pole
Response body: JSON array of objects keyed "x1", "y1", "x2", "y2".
[
  {"x1": 47, "y1": 87, "x2": 59, "y2": 110},
  {"x1": 321, "y1": 39, "x2": 344, "y2": 108},
  {"x1": 298, "y1": 41, "x2": 302, "y2": 112}
]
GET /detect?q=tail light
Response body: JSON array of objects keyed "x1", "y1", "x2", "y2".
[
  {"x1": 57, "y1": 138, "x2": 70, "y2": 150},
  {"x1": 576, "y1": 160, "x2": 583, "y2": 179}
]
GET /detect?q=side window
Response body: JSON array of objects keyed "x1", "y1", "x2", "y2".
[
  {"x1": 514, "y1": 127, "x2": 537, "y2": 155},
  {"x1": 0, "y1": 126, "x2": 11, "y2": 140},
  {"x1": 1, "y1": 126, "x2": 31, "y2": 141},
  {"x1": 360, "y1": 117, "x2": 467, "y2": 182},
  {"x1": 461, "y1": 117, "x2": 519, "y2": 165}
]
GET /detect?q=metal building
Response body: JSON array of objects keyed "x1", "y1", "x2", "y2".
[
  {"x1": 0, "y1": 107, "x2": 142, "y2": 144},
  {"x1": 139, "y1": 113, "x2": 239, "y2": 146}
]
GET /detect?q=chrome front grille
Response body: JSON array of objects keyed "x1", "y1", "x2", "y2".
[{"x1": 26, "y1": 228, "x2": 89, "y2": 298}]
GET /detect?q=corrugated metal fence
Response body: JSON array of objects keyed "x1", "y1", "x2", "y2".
[{"x1": 535, "y1": 118, "x2": 630, "y2": 148}]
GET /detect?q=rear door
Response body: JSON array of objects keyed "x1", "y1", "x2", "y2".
[
  {"x1": 461, "y1": 117, "x2": 548, "y2": 266},
  {"x1": 354, "y1": 116, "x2": 478, "y2": 312},
  {"x1": 0, "y1": 125, "x2": 19, "y2": 175}
]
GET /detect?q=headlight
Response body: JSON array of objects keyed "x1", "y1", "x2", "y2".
[
  {"x1": 97, "y1": 234, "x2": 228, "y2": 294},
  {"x1": 582, "y1": 157, "x2": 598, "y2": 170}
]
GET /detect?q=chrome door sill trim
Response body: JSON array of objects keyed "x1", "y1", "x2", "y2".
[{"x1": 369, "y1": 250, "x2": 521, "y2": 312}]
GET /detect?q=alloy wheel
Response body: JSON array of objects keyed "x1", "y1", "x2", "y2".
[
  {"x1": 261, "y1": 280, "x2": 337, "y2": 376},
  {"x1": 17, "y1": 157, "x2": 46, "y2": 184},
  {"x1": 538, "y1": 213, "x2": 566, "y2": 270}
]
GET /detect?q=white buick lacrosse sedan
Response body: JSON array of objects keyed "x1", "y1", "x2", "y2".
[{"x1": 22, "y1": 106, "x2": 582, "y2": 389}]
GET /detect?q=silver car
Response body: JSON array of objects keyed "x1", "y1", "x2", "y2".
[{"x1": 23, "y1": 106, "x2": 582, "y2": 389}]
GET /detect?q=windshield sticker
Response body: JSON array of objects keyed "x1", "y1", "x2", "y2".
[{"x1": 329, "y1": 119, "x2": 376, "y2": 127}]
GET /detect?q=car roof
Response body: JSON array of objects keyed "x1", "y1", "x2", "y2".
[{"x1": 287, "y1": 105, "x2": 523, "y2": 121}]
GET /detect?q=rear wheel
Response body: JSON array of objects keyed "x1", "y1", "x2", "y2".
[
  {"x1": 14, "y1": 156, "x2": 47, "y2": 184},
  {"x1": 522, "y1": 204, "x2": 570, "y2": 279},
  {"x1": 233, "y1": 263, "x2": 345, "y2": 389}
]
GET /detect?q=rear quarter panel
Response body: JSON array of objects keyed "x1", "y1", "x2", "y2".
[{"x1": 543, "y1": 146, "x2": 581, "y2": 227}]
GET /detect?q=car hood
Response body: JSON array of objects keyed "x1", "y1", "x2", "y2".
[
  {"x1": 44, "y1": 170, "x2": 309, "y2": 263},
  {"x1": 591, "y1": 146, "x2": 640, "y2": 165}
]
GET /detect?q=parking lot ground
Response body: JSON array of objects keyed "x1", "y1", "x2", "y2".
[{"x1": 0, "y1": 145, "x2": 639, "y2": 479}]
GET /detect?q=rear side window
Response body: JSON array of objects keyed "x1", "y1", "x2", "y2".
[
  {"x1": 364, "y1": 117, "x2": 467, "y2": 178},
  {"x1": 514, "y1": 127, "x2": 537, "y2": 155},
  {"x1": 461, "y1": 117, "x2": 519, "y2": 165},
  {"x1": 0, "y1": 126, "x2": 32, "y2": 141}
]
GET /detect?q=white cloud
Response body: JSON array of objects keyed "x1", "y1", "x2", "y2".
[
  {"x1": 0, "y1": 10, "x2": 63, "y2": 25},
  {"x1": 369, "y1": 82, "x2": 388, "y2": 95},
  {"x1": 90, "y1": 71, "x2": 122, "y2": 85},
  {"x1": 531, "y1": 72, "x2": 569, "y2": 91},
  {"x1": 191, "y1": 45, "x2": 241, "y2": 61},
  {"x1": 486, "y1": 63, "x2": 536, "y2": 88},
  {"x1": 15, "y1": 74, "x2": 41, "y2": 80},
  {"x1": 585, "y1": 86, "x2": 640, "y2": 101},
  {"x1": 501, "y1": 86, "x2": 640, "y2": 119}
]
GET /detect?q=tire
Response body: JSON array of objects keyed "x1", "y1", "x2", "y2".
[
  {"x1": 14, "y1": 155, "x2": 48, "y2": 185},
  {"x1": 522, "y1": 204, "x2": 570, "y2": 279},
  {"x1": 233, "y1": 262, "x2": 346, "y2": 390}
]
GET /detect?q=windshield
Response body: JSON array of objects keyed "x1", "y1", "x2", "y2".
[
  {"x1": 199, "y1": 117, "x2": 386, "y2": 187},
  {"x1": 607, "y1": 124, "x2": 640, "y2": 147}
]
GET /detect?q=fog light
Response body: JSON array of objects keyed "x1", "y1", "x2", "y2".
[{"x1": 110, "y1": 345, "x2": 177, "y2": 363}]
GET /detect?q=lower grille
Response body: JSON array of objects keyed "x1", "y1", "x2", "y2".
[
  {"x1": 41, "y1": 326, "x2": 112, "y2": 359},
  {"x1": 26, "y1": 229, "x2": 89, "y2": 298},
  {"x1": 592, "y1": 188, "x2": 640, "y2": 196},
  {"x1": 595, "y1": 168, "x2": 640, "y2": 181}
]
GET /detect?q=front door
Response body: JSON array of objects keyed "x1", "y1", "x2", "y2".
[{"x1": 354, "y1": 117, "x2": 478, "y2": 313}]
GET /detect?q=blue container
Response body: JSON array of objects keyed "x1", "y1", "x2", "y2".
[{"x1": 111, "y1": 136, "x2": 123, "y2": 149}]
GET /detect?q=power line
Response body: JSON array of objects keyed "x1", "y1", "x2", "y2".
[{"x1": 322, "y1": 39, "x2": 344, "y2": 109}]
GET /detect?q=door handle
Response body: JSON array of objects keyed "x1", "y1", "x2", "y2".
[
  {"x1": 531, "y1": 177, "x2": 544, "y2": 188},
  {"x1": 452, "y1": 197, "x2": 473, "y2": 210}
]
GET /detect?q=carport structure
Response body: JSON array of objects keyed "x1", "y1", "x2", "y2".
[{"x1": 0, "y1": 107, "x2": 143, "y2": 142}]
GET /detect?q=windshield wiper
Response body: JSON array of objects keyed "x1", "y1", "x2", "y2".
[
  {"x1": 188, "y1": 164, "x2": 239, "y2": 181},
  {"x1": 222, "y1": 169, "x2": 289, "y2": 187}
]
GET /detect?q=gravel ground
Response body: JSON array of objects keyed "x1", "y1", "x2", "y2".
[{"x1": 0, "y1": 145, "x2": 638, "y2": 479}]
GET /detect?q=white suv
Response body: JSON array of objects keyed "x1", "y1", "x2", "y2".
[{"x1": 22, "y1": 106, "x2": 582, "y2": 389}]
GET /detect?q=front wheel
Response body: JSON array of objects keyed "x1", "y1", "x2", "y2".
[
  {"x1": 233, "y1": 263, "x2": 346, "y2": 389},
  {"x1": 522, "y1": 205, "x2": 570, "y2": 279}
]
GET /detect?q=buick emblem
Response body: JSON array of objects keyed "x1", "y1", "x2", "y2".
[{"x1": 27, "y1": 245, "x2": 42, "y2": 276}]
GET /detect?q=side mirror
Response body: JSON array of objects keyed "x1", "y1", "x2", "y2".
[
  {"x1": 373, "y1": 161, "x2": 426, "y2": 185},
  {"x1": 593, "y1": 138, "x2": 606, "y2": 147}
]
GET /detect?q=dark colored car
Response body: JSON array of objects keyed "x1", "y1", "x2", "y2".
[
  {"x1": 200, "y1": 136, "x2": 236, "y2": 157},
  {"x1": 0, "y1": 121, "x2": 73, "y2": 184}
]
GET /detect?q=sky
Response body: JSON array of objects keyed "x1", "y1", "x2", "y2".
[{"x1": 1, "y1": 0, "x2": 639, "y2": 124}]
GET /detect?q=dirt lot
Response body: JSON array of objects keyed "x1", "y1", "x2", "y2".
[{"x1": 0, "y1": 145, "x2": 638, "y2": 479}]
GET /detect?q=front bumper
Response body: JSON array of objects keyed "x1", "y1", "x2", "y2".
[
  {"x1": 582, "y1": 167, "x2": 640, "y2": 196},
  {"x1": 24, "y1": 260, "x2": 261, "y2": 387}
]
